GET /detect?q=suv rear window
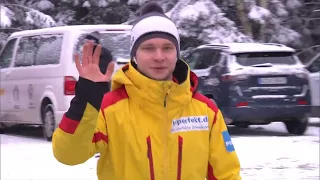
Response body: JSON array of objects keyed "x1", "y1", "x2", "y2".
[{"x1": 234, "y1": 52, "x2": 297, "y2": 66}]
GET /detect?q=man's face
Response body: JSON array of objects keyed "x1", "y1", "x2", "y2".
[{"x1": 135, "y1": 38, "x2": 177, "y2": 81}]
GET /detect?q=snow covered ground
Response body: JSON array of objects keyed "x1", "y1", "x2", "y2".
[{"x1": 1, "y1": 119, "x2": 319, "y2": 180}]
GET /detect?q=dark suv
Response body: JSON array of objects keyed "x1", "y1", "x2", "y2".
[{"x1": 183, "y1": 43, "x2": 311, "y2": 135}]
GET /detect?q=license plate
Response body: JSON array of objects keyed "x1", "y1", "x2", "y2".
[{"x1": 258, "y1": 77, "x2": 287, "y2": 84}]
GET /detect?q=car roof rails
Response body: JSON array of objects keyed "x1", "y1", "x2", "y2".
[
  {"x1": 198, "y1": 44, "x2": 230, "y2": 49},
  {"x1": 261, "y1": 43, "x2": 286, "y2": 47}
]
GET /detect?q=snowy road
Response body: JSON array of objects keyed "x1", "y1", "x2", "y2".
[{"x1": 1, "y1": 120, "x2": 319, "y2": 180}]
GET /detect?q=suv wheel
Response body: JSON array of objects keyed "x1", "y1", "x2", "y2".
[
  {"x1": 209, "y1": 98, "x2": 217, "y2": 107},
  {"x1": 42, "y1": 104, "x2": 56, "y2": 141},
  {"x1": 284, "y1": 115, "x2": 308, "y2": 135},
  {"x1": 234, "y1": 122, "x2": 250, "y2": 128}
]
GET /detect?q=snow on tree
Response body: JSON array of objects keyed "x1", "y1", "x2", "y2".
[
  {"x1": 35, "y1": 0, "x2": 55, "y2": 11},
  {"x1": 53, "y1": 0, "x2": 130, "y2": 25},
  {"x1": 25, "y1": 9, "x2": 56, "y2": 28},
  {"x1": 284, "y1": 0, "x2": 320, "y2": 48},
  {"x1": 127, "y1": 0, "x2": 150, "y2": 6},
  {"x1": 242, "y1": 0, "x2": 302, "y2": 48},
  {"x1": 248, "y1": 3, "x2": 271, "y2": 25},
  {"x1": 0, "y1": 5, "x2": 15, "y2": 28},
  {"x1": 269, "y1": 0, "x2": 288, "y2": 18},
  {"x1": 75, "y1": 0, "x2": 117, "y2": 7},
  {"x1": 285, "y1": 0, "x2": 303, "y2": 11},
  {"x1": 0, "y1": 0, "x2": 318, "y2": 51},
  {"x1": 0, "y1": 3, "x2": 56, "y2": 29},
  {"x1": 169, "y1": 0, "x2": 253, "y2": 46}
]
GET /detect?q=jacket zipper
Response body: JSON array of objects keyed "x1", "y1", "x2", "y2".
[
  {"x1": 163, "y1": 89, "x2": 170, "y2": 180},
  {"x1": 147, "y1": 136, "x2": 155, "y2": 180},
  {"x1": 177, "y1": 136, "x2": 183, "y2": 180}
]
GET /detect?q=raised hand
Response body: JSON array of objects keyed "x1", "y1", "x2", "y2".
[{"x1": 75, "y1": 40, "x2": 114, "y2": 82}]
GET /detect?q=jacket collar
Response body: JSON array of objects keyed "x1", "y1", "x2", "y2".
[{"x1": 111, "y1": 60, "x2": 198, "y2": 109}]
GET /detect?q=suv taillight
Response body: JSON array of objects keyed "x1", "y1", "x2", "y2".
[
  {"x1": 295, "y1": 72, "x2": 309, "y2": 79},
  {"x1": 64, "y1": 76, "x2": 77, "y2": 95},
  {"x1": 221, "y1": 74, "x2": 249, "y2": 82}
]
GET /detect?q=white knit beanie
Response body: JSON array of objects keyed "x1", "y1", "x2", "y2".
[{"x1": 129, "y1": 2, "x2": 180, "y2": 59}]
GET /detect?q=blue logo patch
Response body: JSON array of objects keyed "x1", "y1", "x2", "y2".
[{"x1": 222, "y1": 130, "x2": 235, "y2": 152}]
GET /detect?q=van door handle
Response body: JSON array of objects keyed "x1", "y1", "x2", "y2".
[{"x1": 4, "y1": 72, "x2": 10, "y2": 78}]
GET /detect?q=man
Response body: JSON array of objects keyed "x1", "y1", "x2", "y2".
[{"x1": 52, "y1": 2, "x2": 241, "y2": 180}]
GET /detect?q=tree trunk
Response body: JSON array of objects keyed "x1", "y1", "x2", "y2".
[
  {"x1": 258, "y1": 0, "x2": 268, "y2": 41},
  {"x1": 236, "y1": 0, "x2": 252, "y2": 37}
]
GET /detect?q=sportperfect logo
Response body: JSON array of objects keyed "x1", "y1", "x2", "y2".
[{"x1": 171, "y1": 116, "x2": 209, "y2": 133}]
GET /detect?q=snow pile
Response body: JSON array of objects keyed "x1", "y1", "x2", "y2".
[
  {"x1": 1, "y1": 136, "x2": 97, "y2": 180},
  {"x1": 236, "y1": 136, "x2": 319, "y2": 179},
  {"x1": 1, "y1": 122, "x2": 319, "y2": 180}
]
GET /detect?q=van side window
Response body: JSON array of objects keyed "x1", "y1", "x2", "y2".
[
  {"x1": 0, "y1": 38, "x2": 17, "y2": 68},
  {"x1": 15, "y1": 36, "x2": 37, "y2": 67},
  {"x1": 35, "y1": 34, "x2": 63, "y2": 65}
]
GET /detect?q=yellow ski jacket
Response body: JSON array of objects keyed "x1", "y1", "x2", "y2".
[{"x1": 52, "y1": 60, "x2": 241, "y2": 180}]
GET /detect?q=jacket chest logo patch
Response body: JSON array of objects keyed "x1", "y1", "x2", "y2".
[{"x1": 171, "y1": 116, "x2": 209, "y2": 133}]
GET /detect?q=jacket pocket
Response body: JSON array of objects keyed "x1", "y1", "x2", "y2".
[
  {"x1": 177, "y1": 136, "x2": 183, "y2": 180},
  {"x1": 147, "y1": 136, "x2": 155, "y2": 180}
]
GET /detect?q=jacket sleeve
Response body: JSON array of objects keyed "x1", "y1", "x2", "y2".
[
  {"x1": 207, "y1": 109, "x2": 242, "y2": 180},
  {"x1": 52, "y1": 77, "x2": 109, "y2": 165}
]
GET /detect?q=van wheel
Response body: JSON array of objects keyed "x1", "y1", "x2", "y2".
[
  {"x1": 42, "y1": 104, "x2": 55, "y2": 141},
  {"x1": 0, "y1": 123, "x2": 5, "y2": 134},
  {"x1": 284, "y1": 115, "x2": 308, "y2": 135}
]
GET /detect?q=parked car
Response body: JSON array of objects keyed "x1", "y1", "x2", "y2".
[
  {"x1": 0, "y1": 24, "x2": 132, "y2": 141},
  {"x1": 304, "y1": 52, "x2": 320, "y2": 117},
  {"x1": 182, "y1": 43, "x2": 311, "y2": 135}
]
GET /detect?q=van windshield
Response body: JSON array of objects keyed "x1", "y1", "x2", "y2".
[
  {"x1": 74, "y1": 31, "x2": 131, "y2": 60},
  {"x1": 234, "y1": 52, "x2": 298, "y2": 66}
]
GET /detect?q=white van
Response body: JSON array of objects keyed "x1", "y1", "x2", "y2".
[
  {"x1": 0, "y1": 24, "x2": 132, "y2": 141},
  {"x1": 305, "y1": 52, "x2": 320, "y2": 117}
]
